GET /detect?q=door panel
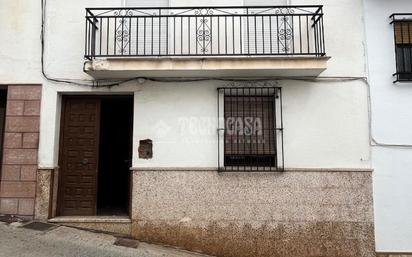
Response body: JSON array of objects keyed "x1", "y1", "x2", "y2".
[{"x1": 58, "y1": 98, "x2": 100, "y2": 216}]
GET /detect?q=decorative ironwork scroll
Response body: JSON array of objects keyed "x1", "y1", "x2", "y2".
[{"x1": 196, "y1": 10, "x2": 212, "y2": 53}]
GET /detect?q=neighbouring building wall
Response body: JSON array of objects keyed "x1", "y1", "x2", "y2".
[
  {"x1": 0, "y1": 0, "x2": 44, "y2": 218},
  {"x1": 364, "y1": 0, "x2": 412, "y2": 253},
  {"x1": 0, "y1": 0, "x2": 376, "y2": 256},
  {"x1": 0, "y1": 85, "x2": 42, "y2": 218},
  {"x1": 0, "y1": 0, "x2": 42, "y2": 84}
]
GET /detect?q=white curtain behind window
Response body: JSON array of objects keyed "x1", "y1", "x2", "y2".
[
  {"x1": 125, "y1": 0, "x2": 169, "y2": 7},
  {"x1": 119, "y1": 0, "x2": 291, "y2": 55},
  {"x1": 243, "y1": 0, "x2": 288, "y2": 54},
  {"x1": 123, "y1": 0, "x2": 169, "y2": 55},
  {"x1": 244, "y1": 0, "x2": 287, "y2": 5}
]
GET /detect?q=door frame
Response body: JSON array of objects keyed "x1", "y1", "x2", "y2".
[
  {"x1": 56, "y1": 94, "x2": 134, "y2": 217},
  {"x1": 57, "y1": 96, "x2": 101, "y2": 216}
]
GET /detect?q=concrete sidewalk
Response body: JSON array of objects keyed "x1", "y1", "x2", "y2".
[{"x1": 0, "y1": 219, "x2": 212, "y2": 257}]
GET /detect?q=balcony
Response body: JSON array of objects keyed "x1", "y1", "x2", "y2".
[{"x1": 84, "y1": 6, "x2": 328, "y2": 78}]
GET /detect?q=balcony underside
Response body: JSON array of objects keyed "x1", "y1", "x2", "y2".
[{"x1": 84, "y1": 56, "x2": 329, "y2": 79}]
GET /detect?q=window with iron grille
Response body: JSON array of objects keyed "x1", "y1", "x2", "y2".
[
  {"x1": 391, "y1": 14, "x2": 412, "y2": 82},
  {"x1": 217, "y1": 86, "x2": 284, "y2": 172}
]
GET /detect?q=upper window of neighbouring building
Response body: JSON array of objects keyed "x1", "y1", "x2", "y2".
[{"x1": 391, "y1": 14, "x2": 412, "y2": 82}]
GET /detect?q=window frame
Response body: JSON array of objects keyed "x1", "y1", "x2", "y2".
[
  {"x1": 217, "y1": 86, "x2": 284, "y2": 172},
  {"x1": 391, "y1": 13, "x2": 412, "y2": 83}
]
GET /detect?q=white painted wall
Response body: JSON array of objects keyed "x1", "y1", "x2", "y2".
[
  {"x1": 0, "y1": 0, "x2": 42, "y2": 84},
  {"x1": 364, "y1": 0, "x2": 412, "y2": 252},
  {"x1": 132, "y1": 79, "x2": 369, "y2": 169},
  {"x1": 0, "y1": 0, "x2": 370, "y2": 170}
]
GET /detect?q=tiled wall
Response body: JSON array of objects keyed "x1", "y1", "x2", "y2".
[
  {"x1": 132, "y1": 170, "x2": 375, "y2": 257},
  {"x1": 0, "y1": 85, "x2": 41, "y2": 218}
]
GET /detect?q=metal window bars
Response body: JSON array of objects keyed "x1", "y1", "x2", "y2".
[
  {"x1": 217, "y1": 86, "x2": 284, "y2": 172},
  {"x1": 85, "y1": 6, "x2": 325, "y2": 59},
  {"x1": 391, "y1": 13, "x2": 412, "y2": 82}
]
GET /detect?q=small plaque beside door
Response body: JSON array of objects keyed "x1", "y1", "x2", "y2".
[{"x1": 138, "y1": 139, "x2": 153, "y2": 159}]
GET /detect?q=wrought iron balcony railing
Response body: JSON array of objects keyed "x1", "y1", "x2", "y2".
[{"x1": 85, "y1": 6, "x2": 325, "y2": 59}]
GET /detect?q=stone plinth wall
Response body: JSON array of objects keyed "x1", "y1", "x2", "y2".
[
  {"x1": 0, "y1": 85, "x2": 41, "y2": 219},
  {"x1": 376, "y1": 253, "x2": 412, "y2": 257},
  {"x1": 131, "y1": 170, "x2": 375, "y2": 257}
]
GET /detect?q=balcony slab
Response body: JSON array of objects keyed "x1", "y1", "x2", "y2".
[{"x1": 84, "y1": 56, "x2": 329, "y2": 79}]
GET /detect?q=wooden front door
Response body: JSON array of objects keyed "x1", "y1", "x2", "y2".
[{"x1": 58, "y1": 97, "x2": 100, "y2": 216}]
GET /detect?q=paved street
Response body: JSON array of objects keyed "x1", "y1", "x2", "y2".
[{"x1": 0, "y1": 221, "x2": 210, "y2": 257}]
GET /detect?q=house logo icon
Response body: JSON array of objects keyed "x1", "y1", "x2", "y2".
[{"x1": 154, "y1": 120, "x2": 172, "y2": 139}]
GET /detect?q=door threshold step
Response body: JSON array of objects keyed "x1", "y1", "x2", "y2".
[{"x1": 49, "y1": 216, "x2": 131, "y2": 223}]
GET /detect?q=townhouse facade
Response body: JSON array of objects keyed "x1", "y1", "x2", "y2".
[
  {"x1": 364, "y1": 0, "x2": 412, "y2": 255},
  {"x1": 0, "y1": 0, "x2": 383, "y2": 256}
]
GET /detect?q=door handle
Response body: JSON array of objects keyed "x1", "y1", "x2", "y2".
[{"x1": 81, "y1": 158, "x2": 89, "y2": 165}]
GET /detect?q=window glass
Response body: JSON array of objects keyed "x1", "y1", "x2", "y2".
[
  {"x1": 394, "y1": 21, "x2": 412, "y2": 81},
  {"x1": 395, "y1": 22, "x2": 412, "y2": 44},
  {"x1": 218, "y1": 87, "x2": 283, "y2": 171},
  {"x1": 224, "y1": 95, "x2": 277, "y2": 167}
]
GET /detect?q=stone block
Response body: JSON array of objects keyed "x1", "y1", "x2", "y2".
[
  {"x1": 1, "y1": 165, "x2": 21, "y2": 181},
  {"x1": 6, "y1": 101, "x2": 24, "y2": 116},
  {"x1": 23, "y1": 101, "x2": 41, "y2": 116},
  {"x1": 5, "y1": 116, "x2": 40, "y2": 133},
  {"x1": 7, "y1": 86, "x2": 41, "y2": 100},
  {"x1": 0, "y1": 181, "x2": 36, "y2": 198},
  {"x1": 20, "y1": 165, "x2": 37, "y2": 181},
  {"x1": 3, "y1": 149, "x2": 37, "y2": 165},
  {"x1": 18, "y1": 199, "x2": 35, "y2": 216},
  {"x1": 34, "y1": 169, "x2": 52, "y2": 221},
  {"x1": 0, "y1": 198, "x2": 18, "y2": 214},
  {"x1": 22, "y1": 133, "x2": 39, "y2": 149},
  {"x1": 3, "y1": 133, "x2": 22, "y2": 148}
]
